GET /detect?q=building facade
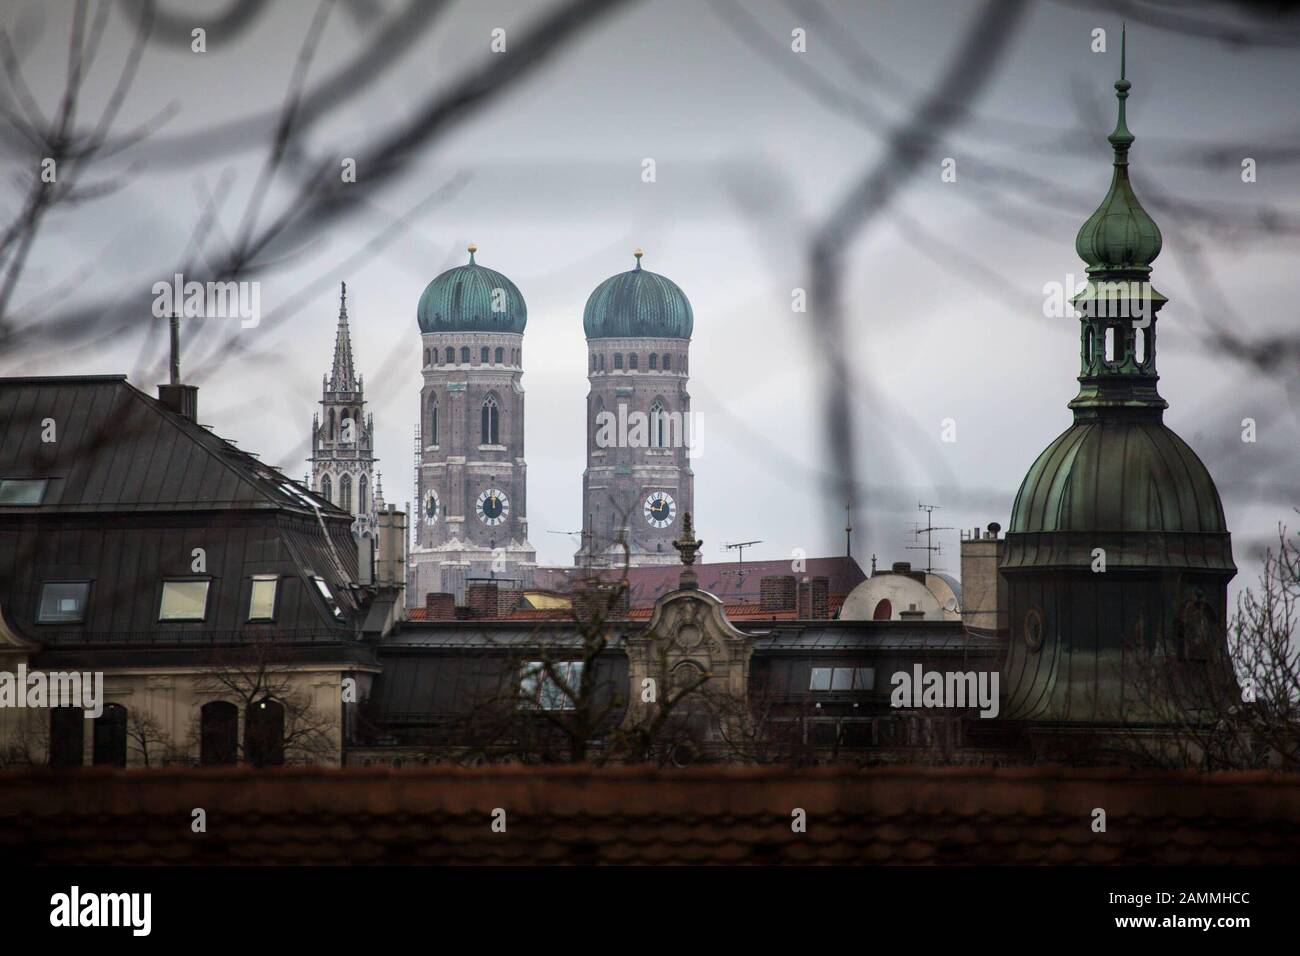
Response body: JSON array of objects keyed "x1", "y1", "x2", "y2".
[
  {"x1": 577, "y1": 250, "x2": 695, "y2": 568},
  {"x1": 409, "y1": 246, "x2": 537, "y2": 604},
  {"x1": 310, "y1": 282, "x2": 378, "y2": 539}
]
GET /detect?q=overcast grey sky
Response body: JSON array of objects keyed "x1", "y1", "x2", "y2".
[{"x1": 3, "y1": 0, "x2": 1297, "y2": 598}]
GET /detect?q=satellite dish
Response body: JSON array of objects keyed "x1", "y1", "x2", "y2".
[{"x1": 943, "y1": 597, "x2": 958, "y2": 612}]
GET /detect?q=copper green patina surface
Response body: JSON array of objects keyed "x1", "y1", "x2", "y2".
[
  {"x1": 583, "y1": 252, "x2": 693, "y2": 340},
  {"x1": 417, "y1": 248, "x2": 527, "y2": 335},
  {"x1": 1005, "y1": 30, "x2": 1234, "y2": 575}
]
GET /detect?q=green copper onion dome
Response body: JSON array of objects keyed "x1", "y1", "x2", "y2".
[
  {"x1": 1074, "y1": 33, "x2": 1162, "y2": 274},
  {"x1": 583, "y1": 250, "x2": 694, "y2": 340},
  {"x1": 417, "y1": 244, "x2": 527, "y2": 334}
]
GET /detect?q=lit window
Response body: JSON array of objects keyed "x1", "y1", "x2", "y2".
[
  {"x1": 809, "y1": 667, "x2": 832, "y2": 691},
  {"x1": 159, "y1": 580, "x2": 210, "y2": 621},
  {"x1": 519, "y1": 661, "x2": 584, "y2": 711},
  {"x1": 248, "y1": 575, "x2": 278, "y2": 621},
  {"x1": 37, "y1": 581, "x2": 90, "y2": 623},
  {"x1": 0, "y1": 478, "x2": 47, "y2": 505},
  {"x1": 313, "y1": 576, "x2": 342, "y2": 618}
]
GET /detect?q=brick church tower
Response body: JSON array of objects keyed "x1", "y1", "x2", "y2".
[
  {"x1": 576, "y1": 250, "x2": 695, "y2": 568},
  {"x1": 409, "y1": 245, "x2": 536, "y2": 604}
]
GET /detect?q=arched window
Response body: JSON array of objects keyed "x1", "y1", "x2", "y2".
[
  {"x1": 340, "y1": 473, "x2": 353, "y2": 512},
  {"x1": 495, "y1": 347, "x2": 504, "y2": 364},
  {"x1": 649, "y1": 353, "x2": 658, "y2": 370},
  {"x1": 445, "y1": 347, "x2": 454, "y2": 364},
  {"x1": 200, "y1": 701, "x2": 238, "y2": 766},
  {"x1": 591, "y1": 354, "x2": 597, "y2": 372},
  {"x1": 328, "y1": 407, "x2": 335, "y2": 439},
  {"x1": 49, "y1": 707, "x2": 84, "y2": 768},
  {"x1": 1103, "y1": 326, "x2": 1116, "y2": 363},
  {"x1": 320, "y1": 474, "x2": 332, "y2": 503},
  {"x1": 424, "y1": 348, "x2": 430, "y2": 366},
  {"x1": 599, "y1": 354, "x2": 605, "y2": 370},
  {"x1": 629, "y1": 353, "x2": 639, "y2": 370},
  {"x1": 460, "y1": 346, "x2": 470, "y2": 363},
  {"x1": 613, "y1": 353, "x2": 623, "y2": 370},
  {"x1": 93, "y1": 703, "x2": 128, "y2": 766},
  {"x1": 1084, "y1": 327, "x2": 1094, "y2": 366},
  {"x1": 481, "y1": 395, "x2": 500, "y2": 445},
  {"x1": 359, "y1": 474, "x2": 368, "y2": 514},
  {"x1": 872, "y1": 599, "x2": 893, "y2": 621},
  {"x1": 480, "y1": 346, "x2": 489, "y2": 364},
  {"x1": 649, "y1": 400, "x2": 666, "y2": 448},
  {"x1": 662, "y1": 354, "x2": 671, "y2": 371},
  {"x1": 429, "y1": 393, "x2": 439, "y2": 445},
  {"x1": 246, "y1": 698, "x2": 285, "y2": 767},
  {"x1": 1135, "y1": 327, "x2": 1146, "y2": 365}
]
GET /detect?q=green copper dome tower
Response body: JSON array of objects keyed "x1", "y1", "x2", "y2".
[
  {"x1": 1000, "y1": 31, "x2": 1235, "y2": 733},
  {"x1": 577, "y1": 250, "x2": 695, "y2": 568}
]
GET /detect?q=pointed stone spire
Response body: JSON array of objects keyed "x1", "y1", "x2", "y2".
[
  {"x1": 328, "y1": 281, "x2": 356, "y2": 392},
  {"x1": 374, "y1": 471, "x2": 386, "y2": 508}
]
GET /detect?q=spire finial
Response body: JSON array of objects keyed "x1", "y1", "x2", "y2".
[
  {"x1": 634, "y1": 247, "x2": 643, "y2": 270},
  {"x1": 340, "y1": 280, "x2": 347, "y2": 310},
  {"x1": 1108, "y1": 23, "x2": 1134, "y2": 162},
  {"x1": 467, "y1": 242, "x2": 477, "y2": 264}
]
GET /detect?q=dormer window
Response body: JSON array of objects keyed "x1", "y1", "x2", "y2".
[
  {"x1": 0, "y1": 478, "x2": 48, "y2": 505},
  {"x1": 159, "y1": 579, "x2": 210, "y2": 621},
  {"x1": 37, "y1": 581, "x2": 90, "y2": 623},
  {"x1": 312, "y1": 576, "x2": 342, "y2": 618}
]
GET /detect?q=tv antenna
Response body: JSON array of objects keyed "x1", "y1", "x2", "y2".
[
  {"x1": 904, "y1": 502, "x2": 953, "y2": 573},
  {"x1": 721, "y1": 539, "x2": 762, "y2": 579}
]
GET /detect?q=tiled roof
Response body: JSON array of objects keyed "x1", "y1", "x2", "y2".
[
  {"x1": 3, "y1": 765, "x2": 1298, "y2": 864},
  {"x1": 533, "y1": 557, "x2": 865, "y2": 609}
]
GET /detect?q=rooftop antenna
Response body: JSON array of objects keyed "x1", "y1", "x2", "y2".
[
  {"x1": 844, "y1": 501, "x2": 853, "y2": 558},
  {"x1": 722, "y1": 539, "x2": 762, "y2": 582},
  {"x1": 904, "y1": 502, "x2": 953, "y2": 574}
]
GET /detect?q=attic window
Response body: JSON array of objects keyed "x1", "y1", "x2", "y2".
[
  {"x1": 0, "y1": 478, "x2": 48, "y2": 505},
  {"x1": 313, "y1": 576, "x2": 343, "y2": 618},
  {"x1": 160, "y1": 580, "x2": 210, "y2": 621},
  {"x1": 38, "y1": 581, "x2": 90, "y2": 623},
  {"x1": 249, "y1": 575, "x2": 278, "y2": 621}
]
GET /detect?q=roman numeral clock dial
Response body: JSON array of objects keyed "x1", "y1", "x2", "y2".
[
  {"x1": 644, "y1": 491, "x2": 676, "y2": 529},
  {"x1": 476, "y1": 487, "x2": 510, "y2": 526}
]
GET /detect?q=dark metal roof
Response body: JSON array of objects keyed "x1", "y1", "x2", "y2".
[{"x1": 0, "y1": 376, "x2": 343, "y2": 517}]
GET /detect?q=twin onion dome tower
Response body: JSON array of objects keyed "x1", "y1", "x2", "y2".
[
  {"x1": 409, "y1": 246, "x2": 695, "y2": 602},
  {"x1": 1001, "y1": 30, "x2": 1235, "y2": 728}
]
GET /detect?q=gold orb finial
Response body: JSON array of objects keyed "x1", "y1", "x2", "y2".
[
  {"x1": 467, "y1": 242, "x2": 477, "y2": 254},
  {"x1": 634, "y1": 247, "x2": 643, "y2": 259}
]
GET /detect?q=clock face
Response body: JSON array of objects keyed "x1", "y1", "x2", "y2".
[
  {"x1": 643, "y1": 491, "x2": 677, "y2": 529},
  {"x1": 423, "y1": 489, "x2": 439, "y2": 526},
  {"x1": 476, "y1": 488, "x2": 510, "y2": 526}
]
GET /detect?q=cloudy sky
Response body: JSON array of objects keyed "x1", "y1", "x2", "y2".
[{"x1": 3, "y1": 0, "x2": 1298, "y2": 599}]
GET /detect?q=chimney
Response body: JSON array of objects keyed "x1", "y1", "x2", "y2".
[
  {"x1": 466, "y1": 581, "x2": 500, "y2": 619},
  {"x1": 423, "y1": 592, "x2": 456, "y2": 620},
  {"x1": 961, "y1": 520, "x2": 1008, "y2": 636},
  {"x1": 760, "y1": 575, "x2": 797, "y2": 612},
  {"x1": 157, "y1": 314, "x2": 199, "y2": 421},
  {"x1": 796, "y1": 576, "x2": 830, "y2": 619},
  {"x1": 374, "y1": 504, "x2": 408, "y2": 591}
]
